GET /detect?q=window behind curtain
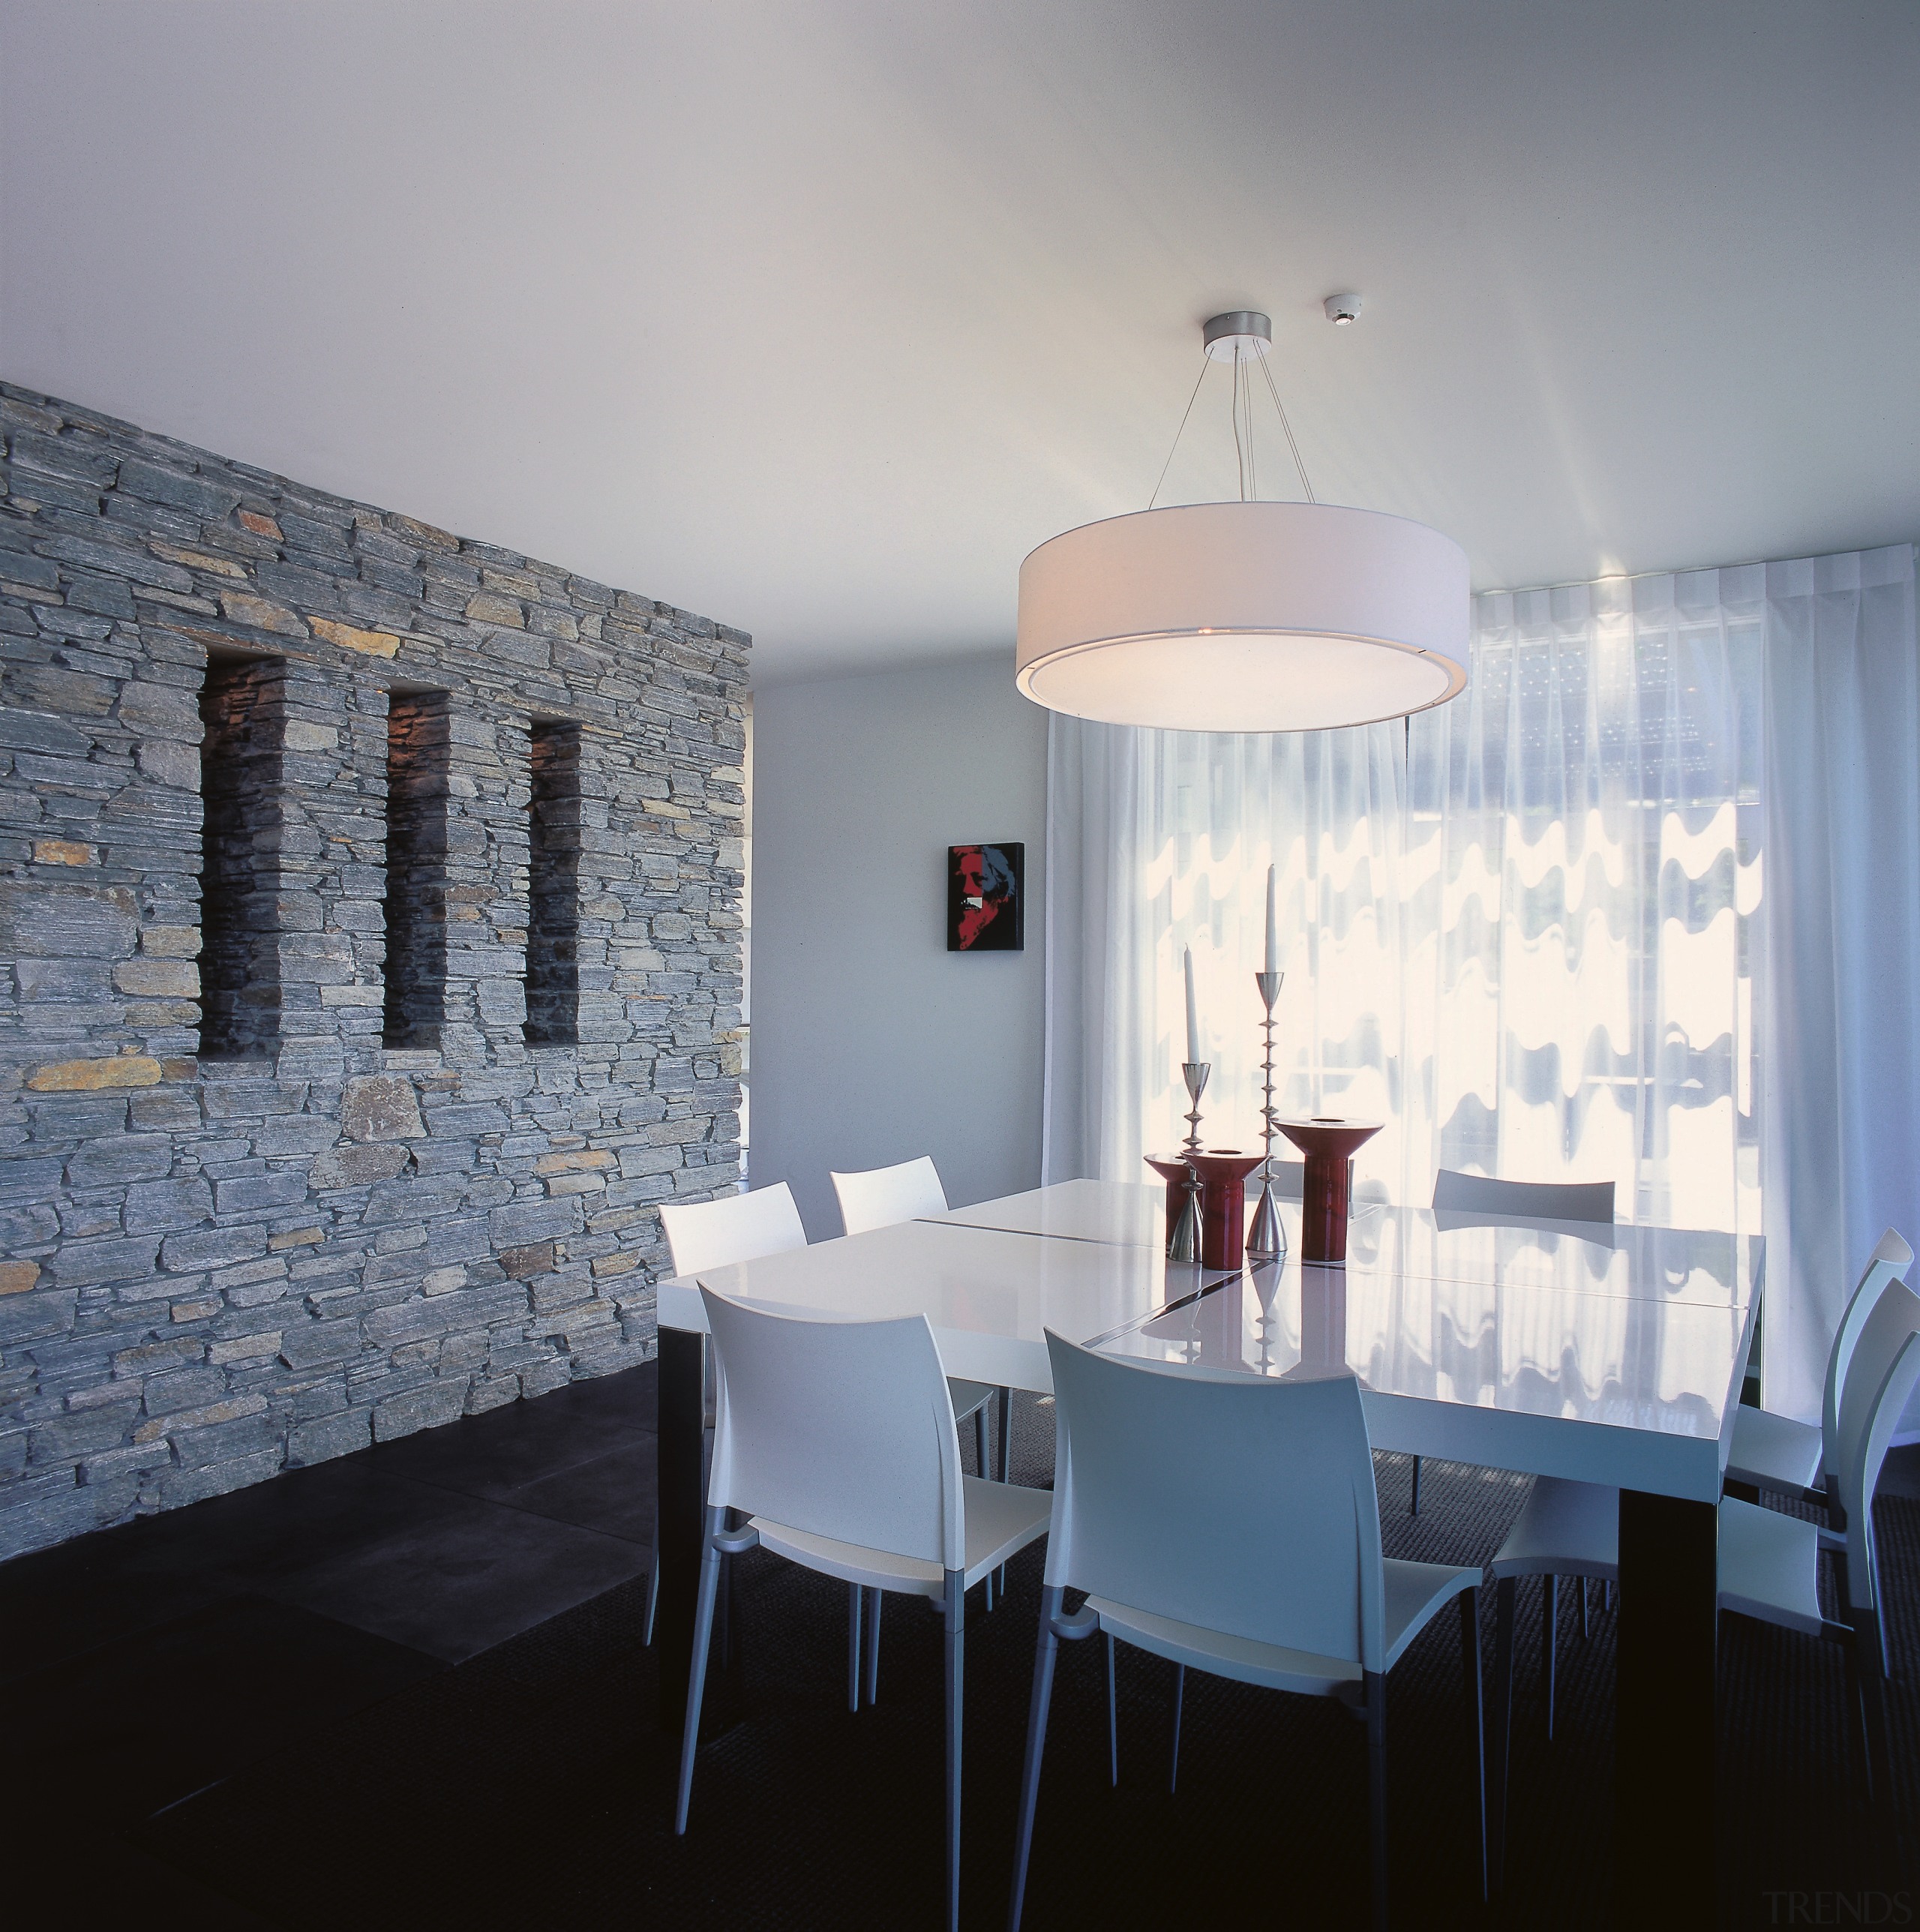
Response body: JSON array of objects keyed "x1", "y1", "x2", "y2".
[
  {"x1": 1412, "y1": 577, "x2": 1762, "y2": 1232},
  {"x1": 1064, "y1": 571, "x2": 1762, "y2": 1234}
]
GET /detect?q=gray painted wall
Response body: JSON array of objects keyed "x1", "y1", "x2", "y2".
[{"x1": 750, "y1": 656, "x2": 1047, "y2": 1240}]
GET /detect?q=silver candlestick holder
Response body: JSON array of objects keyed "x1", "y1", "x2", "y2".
[
  {"x1": 1180, "y1": 1060, "x2": 1209, "y2": 1157},
  {"x1": 1246, "y1": 971, "x2": 1287, "y2": 1261},
  {"x1": 1167, "y1": 1060, "x2": 1209, "y2": 1264}
]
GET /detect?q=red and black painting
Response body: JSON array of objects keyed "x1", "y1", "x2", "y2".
[{"x1": 947, "y1": 842, "x2": 1024, "y2": 952}]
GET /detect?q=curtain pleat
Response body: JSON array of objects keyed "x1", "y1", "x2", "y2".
[{"x1": 1760, "y1": 544, "x2": 1920, "y2": 1422}]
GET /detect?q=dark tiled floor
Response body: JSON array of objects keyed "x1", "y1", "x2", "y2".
[
  {"x1": 4, "y1": 1380, "x2": 1915, "y2": 1930},
  {"x1": 2, "y1": 1359, "x2": 656, "y2": 1910}
]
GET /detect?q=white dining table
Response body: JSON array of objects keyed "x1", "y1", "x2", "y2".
[{"x1": 653, "y1": 1177, "x2": 1761, "y2": 1926}]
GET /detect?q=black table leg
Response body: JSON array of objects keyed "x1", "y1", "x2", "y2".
[
  {"x1": 656, "y1": 1326, "x2": 705, "y2": 1732},
  {"x1": 1489, "y1": 1575, "x2": 1515, "y2": 1893},
  {"x1": 1615, "y1": 1489, "x2": 1717, "y2": 1927}
]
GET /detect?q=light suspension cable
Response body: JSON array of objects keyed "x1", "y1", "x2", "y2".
[
  {"x1": 1257, "y1": 348, "x2": 1315, "y2": 504},
  {"x1": 1146, "y1": 354, "x2": 1211, "y2": 511}
]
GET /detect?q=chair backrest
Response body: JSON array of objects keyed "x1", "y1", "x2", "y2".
[
  {"x1": 1431, "y1": 1169, "x2": 1616, "y2": 1226},
  {"x1": 701, "y1": 1288, "x2": 966, "y2": 1570},
  {"x1": 659, "y1": 1183, "x2": 807, "y2": 1277},
  {"x1": 830, "y1": 1155, "x2": 949, "y2": 1237},
  {"x1": 1821, "y1": 1228, "x2": 1913, "y2": 1482},
  {"x1": 1042, "y1": 1331, "x2": 1388, "y2": 1672},
  {"x1": 1832, "y1": 1279, "x2": 1920, "y2": 1616}
]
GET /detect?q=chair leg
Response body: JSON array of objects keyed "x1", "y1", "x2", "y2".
[
  {"x1": 674, "y1": 1507, "x2": 725, "y2": 1834},
  {"x1": 864, "y1": 1586, "x2": 883, "y2": 1706},
  {"x1": 718, "y1": 1549, "x2": 734, "y2": 1670},
  {"x1": 995, "y1": 1384, "x2": 1012, "y2": 1594},
  {"x1": 1460, "y1": 1586, "x2": 1487, "y2": 1903},
  {"x1": 971, "y1": 1407, "x2": 993, "y2": 1612},
  {"x1": 1490, "y1": 1575, "x2": 1515, "y2": 1894},
  {"x1": 1580, "y1": 1575, "x2": 1590, "y2": 1640},
  {"x1": 1008, "y1": 1588, "x2": 1064, "y2": 1932},
  {"x1": 1168, "y1": 1662, "x2": 1186, "y2": 1795},
  {"x1": 644, "y1": 1544, "x2": 660, "y2": 1647},
  {"x1": 1843, "y1": 1631, "x2": 1872, "y2": 1804},
  {"x1": 944, "y1": 1567, "x2": 964, "y2": 1932},
  {"x1": 1409, "y1": 1454, "x2": 1422, "y2": 1516},
  {"x1": 1872, "y1": 1556, "x2": 1892, "y2": 1678},
  {"x1": 1365, "y1": 1669, "x2": 1388, "y2": 1932},
  {"x1": 1106, "y1": 1632, "x2": 1119, "y2": 1786},
  {"x1": 1853, "y1": 1607, "x2": 1894, "y2": 1817},
  {"x1": 848, "y1": 1580, "x2": 862, "y2": 1712},
  {"x1": 1542, "y1": 1574, "x2": 1558, "y2": 1741}
]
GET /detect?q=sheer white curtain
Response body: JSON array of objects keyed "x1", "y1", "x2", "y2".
[
  {"x1": 1048, "y1": 551, "x2": 1920, "y2": 1420},
  {"x1": 1414, "y1": 572, "x2": 1764, "y2": 1234},
  {"x1": 1761, "y1": 545, "x2": 1920, "y2": 1424},
  {"x1": 1046, "y1": 568, "x2": 1762, "y2": 1224}
]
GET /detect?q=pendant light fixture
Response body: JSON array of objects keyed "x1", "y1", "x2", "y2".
[{"x1": 1015, "y1": 308, "x2": 1468, "y2": 733}]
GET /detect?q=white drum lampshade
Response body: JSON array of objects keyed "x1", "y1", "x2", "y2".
[{"x1": 1015, "y1": 500, "x2": 1469, "y2": 733}]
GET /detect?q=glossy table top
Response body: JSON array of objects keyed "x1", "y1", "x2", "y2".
[
  {"x1": 658, "y1": 1180, "x2": 1762, "y2": 1502},
  {"x1": 654, "y1": 1214, "x2": 1228, "y2": 1394},
  {"x1": 920, "y1": 1178, "x2": 1166, "y2": 1250}
]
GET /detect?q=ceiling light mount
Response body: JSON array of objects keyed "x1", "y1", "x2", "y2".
[
  {"x1": 1323, "y1": 292, "x2": 1363, "y2": 326},
  {"x1": 1202, "y1": 310, "x2": 1272, "y2": 362}
]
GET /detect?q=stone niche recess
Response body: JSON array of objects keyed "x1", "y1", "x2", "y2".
[{"x1": 0, "y1": 382, "x2": 748, "y2": 1561}]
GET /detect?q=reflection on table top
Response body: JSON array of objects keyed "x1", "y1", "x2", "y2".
[
  {"x1": 1106, "y1": 1256, "x2": 1748, "y2": 1432},
  {"x1": 1340, "y1": 1202, "x2": 1760, "y2": 1310},
  {"x1": 1101, "y1": 1232, "x2": 1757, "y2": 1496},
  {"x1": 656, "y1": 1180, "x2": 1762, "y2": 1500},
  {"x1": 920, "y1": 1178, "x2": 1166, "y2": 1250},
  {"x1": 655, "y1": 1215, "x2": 1229, "y2": 1392},
  {"x1": 936, "y1": 1179, "x2": 1760, "y2": 1310}
]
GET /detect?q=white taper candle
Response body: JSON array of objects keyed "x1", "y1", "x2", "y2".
[
  {"x1": 1264, "y1": 864, "x2": 1278, "y2": 978},
  {"x1": 1184, "y1": 946, "x2": 1200, "y2": 1065}
]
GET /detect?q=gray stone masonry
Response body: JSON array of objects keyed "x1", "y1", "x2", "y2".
[{"x1": 0, "y1": 381, "x2": 748, "y2": 1560}]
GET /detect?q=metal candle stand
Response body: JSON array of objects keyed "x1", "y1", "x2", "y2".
[
  {"x1": 1245, "y1": 970, "x2": 1286, "y2": 1262},
  {"x1": 1166, "y1": 1061, "x2": 1209, "y2": 1264}
]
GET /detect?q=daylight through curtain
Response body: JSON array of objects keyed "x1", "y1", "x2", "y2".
[{"x1": 1044, "y1": 568, "x2": 1766, "y2": 1246}]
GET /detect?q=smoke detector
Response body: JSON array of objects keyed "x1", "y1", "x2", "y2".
[{"x1": 1323, "y1": 292, "x2": 1363, "y2": 326}]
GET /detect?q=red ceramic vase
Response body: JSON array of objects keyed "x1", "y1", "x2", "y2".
[
  {"x1": 1274, "y1": 1119, "x2": 1382, "y2": 1263},
  {"x1": 1144, "y1": 1150, "x2": 1264, "y2": 1270}
]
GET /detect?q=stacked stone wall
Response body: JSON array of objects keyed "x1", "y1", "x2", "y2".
[{"x1": 0, "y1": 381, "x2": 747, "y2": 1560}]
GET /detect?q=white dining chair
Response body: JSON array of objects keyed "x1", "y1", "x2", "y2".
[
  {"x1": 1483, "y1": 1280, "x2": 1920, "y2": 1879},
  {"x1": 1414, "y1": 1172, "x2": 1616, "y2": 1516},
  {"x1": 832, "y1": 1156, "x2": 1010, "y2": 1506},
  {"x1": 831, "y1": 1154, "x2": 950, "y2": 1233},
  {"x1": 643, "y1": 1183, "x2": 811, "y2": 1647},
  {"x1": 1724, "y1": 1227, "x2": 1911, "y2": 1512},
  {"x1": 1007, "y1": 1335, "x2": 1486, "y2": 1932},
  {"x1": 1430, "y1": 1168, "x2": 1618, "y2": 1226},
  {"x1": 658, "y1": 1181, "x2": 808, "y2": 1276},
  {"x1": 1483, "y1": 1224, "x2": 1912, "y2": 1754},
  {"x1": 1720, "y1": 1279, "x2": 1920, "y2": 1810},
  {"x1": 675, "y1": 1289, "x2": 1053, "y2": 1932}
]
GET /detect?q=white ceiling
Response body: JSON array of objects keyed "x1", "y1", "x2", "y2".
[{"x1": 3, "y1": 2, "x2": 1916, "y2": 683}]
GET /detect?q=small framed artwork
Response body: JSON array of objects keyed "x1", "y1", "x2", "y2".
[{"x1": 948, "y1": 842, "x2": 1024, "y2": 951}]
